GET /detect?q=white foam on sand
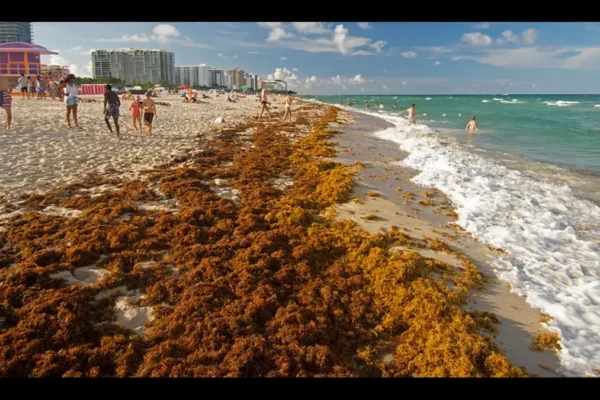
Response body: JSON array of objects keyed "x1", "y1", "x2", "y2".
[
  {"x1": 544, "y1": 101, "x2": 580, "y2": 107},
  {"x1": 366, "y1": 111, "x2": 600, "y2": 376}
]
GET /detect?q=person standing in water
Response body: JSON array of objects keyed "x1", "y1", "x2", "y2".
[
  {"x1": 366, "y1": 102, "x2": 370, "y2": 109},
  {"x1": 63, "y1": 74, "x2": 80, "y2": 129},
  {"x1": 282, "y1": 91, "x2": 293, "y2": 124},
  {"x1": 103, "y1": 84, "x2": 121, "y2": 138},
  {"x1": 408, "y1": 104, "x2": 416, "y2": 125},
  {"x1": 258, "y1": 89, "x2": 271, "y2": 120},
  {"x1": 466, "y1": 116, "x2": 477, "y2": 132},
  {"x1": 129, "y1": 95, "x2": 143, "y2": 134},
  {"x1": 142, "y1": 92, "x2": 157, "y2": 135}
]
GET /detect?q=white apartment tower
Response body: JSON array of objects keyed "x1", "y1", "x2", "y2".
[
  {"x1": 91, "y1": 49, "x2": 175, "y2": 85},
  {"x1": 175, "y1": 64, "x2": 211, "y2": 88}
]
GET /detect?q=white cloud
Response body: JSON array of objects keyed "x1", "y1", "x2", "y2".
[
  {"x1": 360, "y1": 87, "x2": 365, "y2": 92},
  {"x1": 351, "y1": 50, "x2": 374, "y2": 56},
  {"x1": 217, "y1": 53, "x2": 225, "y2": 58},
  {"x1": 350, "y1": 74, "x2": 365, "y2": 84},
  {"x1": 280, "y1": 56, "x2": 287, "y2": 61},
  {"x1": 333, "y1": 24, "x2": 350, "y2": 54},
  {"x1": 304, "y1": 75, "x2": 318, "y2": 89},
  {"x1": 401, "y1": 51, "x2": 418, "y2": 58},
  {"x1": 434, "y1": 60, "x2": 441, "y2": 66},
  {"x1": 233, "y1": 55, "x2": 238, "y2": 59},
  {"x1": 152, "y1": 24, "x2": 180, "y2": 43},
  {"x1": 44, "y1": 52, "x2": 92, "y2": 78},
  {"x1": 293, "y1": 67, "x2": 298, "y2": 72},
  {"x1": 357, "y1": 22, "x2": 372, "y2": 30},
  {"x1": 95, "y1": 24, "x2": 210, "y2": 48},
  {"x1": 402, "y1": 81, "x2": 408, "y2": 85},
  {"x1": 473, "y1": 22, "x2": 490, "y2": 29},
  {"x1": 370, "y1": 40, "x2": 387, "y2": 53},
  {"x1": 267, "y1": 67, "x2": 300, "y2": 88},
  {"x1": 451, "y1": 56, "x2": 461, "y2": 61},
  {"x1": 292, "y1": 22, "x2": 328, "y2": 34},
  {"x1": 246, "y1": 51, "x2": 260, "y2": 55},
  {"x1": 257, "y1": 22, "x2": 295, "y2": 41},
  {"x1": 330, "y1": 75, "x2": 342, "y2": 85},
  {"x1": 461, "y1": 32, "x2": 493, "y2": 46},
  {"x1": 452, "y1": 46, "x2": 600, "y2": 70},
  {"x1": 521, "y1": 28, "x2": 539, "y2": 45},
  {"x1": 96, "y1": 33, "x2": 151, "y2": 43},
  {"x1": 502, "y1": 30, "x2": 519, "y2": 43},
  {"x1": 383, "y1": 84, "x2": 390, "y2": 91}
]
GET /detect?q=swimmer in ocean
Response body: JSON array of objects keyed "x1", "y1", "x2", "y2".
[
  {"x1": 466, "y1": 116, "x2": 477, "y2": 132},
  {"x1": 366, "y1": 102, "x2": 370, "y2": 109},
  {"x1": 408, "y1": 104, "x2": 416, "y2": 125},
  {"x1": 393, "y1": 103, "x2": 397, "y2": 109}
]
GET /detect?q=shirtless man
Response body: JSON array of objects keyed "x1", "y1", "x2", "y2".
[
  {"x1": 103, "y1": 84, "x2": 121, "y2": 138},
  {"x1": 408, "y1": 104, "x2": 416, "y2": 125},
  {"x1": 466, "y1": 116, "x2": 477, "y2": 132},
  {"x1": 282, "y1": 92, "x2": 293, "y2": 124},
  {"x1": 142, "y1": 93, "x2": 157, "y2": 135}
]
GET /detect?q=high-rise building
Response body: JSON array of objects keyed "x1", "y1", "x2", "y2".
[
  {"x1": 261, "y1": 79, "x2": 287, "y2": 91},
  {"x1": 225, "y1": 68, "x2": 246, "y2": 88},
  {"x1": 198, "y1": 65, "x2": 210, "y2": 87},
  {"x1": 175, "y1": 65, "x2": 200, "y2": 87},
  {"x1": 91, "y1": 49, "x2": 175, "y2": 85},
  {"x1": 209, "y1": 68, "x2": 225, "y2": 88},
  {"x1": 0, "y1": 22, "x2": 33, "y2": 44}
]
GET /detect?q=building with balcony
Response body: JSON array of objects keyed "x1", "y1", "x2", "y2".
[
  {"x1": 91, "y1": 49, "x2": 175, "y2": 85},
  {"x1": 0, "y1": 22, "x2": 33, "y2": 44},
  {"x1": 0, "y1": 42, "x2": 58, "y2": 81}
]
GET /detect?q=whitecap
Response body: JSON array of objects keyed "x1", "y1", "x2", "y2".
[{"x1": 544, "y1": 101, "x2": 580, "y2": 107}]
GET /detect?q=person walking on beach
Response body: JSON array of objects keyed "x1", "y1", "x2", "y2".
[
  {"x1": 18, "y1": 74, "x2": 28, "y2": 99},
  {"x1": 103, "y1": 84, "x2": 121, "y2": 138},
  {"x1": 258, "y1": 89, "x2": 271, "y2": 121},
  {"x1": 36, "y1": 76, "x2": 46, "y2": 100},
  {"x1": 0, "y1": 76, "x2": 12, "y2": 129},
  {"x1": 129, "y1": 95, "x2": 143, "y2": 134},
  {"x1": 466, "y1": 116, "x2": 477, "y2": 132},
  {"x1": 63, "y1": 74, "x2": 80, "y2": 129},
  {"x1": 27, "y1": 76, "x2": 34, "y2": 100},
  {"x1": 142, "y1": 93, "x2": 157, "y2": 135},
  {"x1": 282, "y1": 92, "x2": 293, "y2": 124},
  {"x1": 408, "y1": 104, "x2": 416, "y2": 125}
]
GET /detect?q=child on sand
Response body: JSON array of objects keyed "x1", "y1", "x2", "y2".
[
  {"x1": 103, "y1": 84, "x2": 121, "y2": 138},
  {"x1": 142, "y1": 93, "x2": 157, "y2": 135},
  {"x1": 129, "y1": 96, "x2": 143, "y2": 133}
]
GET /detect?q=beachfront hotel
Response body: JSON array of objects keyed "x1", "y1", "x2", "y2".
[
  {"x1": 0, "y1": 22, "x2": 33, "y2": 44},
  {"x1": 91, "y1": 49, "x2": 175, "y2": 85}
]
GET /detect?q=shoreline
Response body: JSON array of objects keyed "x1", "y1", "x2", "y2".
[
  {"x1": 331, "y1": 110, "x2": 561, "y2": 376},
  {"x1": 0, "y1": 98, "x2": 579, "y2": 376}
]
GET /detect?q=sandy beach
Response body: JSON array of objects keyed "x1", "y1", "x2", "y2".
[{"x1": 0, "y1": 95, "x2": 565, "y2": 377}]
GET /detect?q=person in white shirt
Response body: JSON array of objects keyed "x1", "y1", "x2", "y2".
[{"x1": 63, "y1": 74, "x2": 80, "y2": 128}]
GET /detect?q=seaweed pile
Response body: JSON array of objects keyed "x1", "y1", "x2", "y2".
[{"x1": 0, "y1": 105, "x2": 525, "y2": 377}]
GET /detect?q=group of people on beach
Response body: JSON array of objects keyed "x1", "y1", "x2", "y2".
[
  {"x1": 104, "y1": 85, "x2": 158, "y2": 138},
  {"x1": 258, "y1": 89, "x2": 293, "y2": 123}
]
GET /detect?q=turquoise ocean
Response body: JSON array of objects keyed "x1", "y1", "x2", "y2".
[{"x1": 301, "y1": 93, "x2": 600, "y2": 376}]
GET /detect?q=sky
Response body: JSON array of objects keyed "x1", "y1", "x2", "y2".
[{"x1": 33, "y1": 22, "x2": 600, "y2": 94}]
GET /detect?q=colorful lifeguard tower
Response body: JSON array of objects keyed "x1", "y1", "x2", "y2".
[{"x1": 0, "y1": 42, "x2": 58, "y2": 81}]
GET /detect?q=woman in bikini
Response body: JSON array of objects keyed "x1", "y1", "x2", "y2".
[
  {"x1": 129, "y1": 95, "x2": 143, "y2": 133},
  {"x1": 258, "y1": 89, "x2": 271, "y2": 121},
  {"x1": 282, "y1": 92, "x2": 293, "y2": 124}
]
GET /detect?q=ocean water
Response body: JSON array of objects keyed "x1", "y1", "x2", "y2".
[{"x1": 302, "y1": 94, "x2": 600, "y2": 376}]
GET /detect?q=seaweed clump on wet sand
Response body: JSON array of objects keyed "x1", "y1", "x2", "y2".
[{"x1": 0, "y1": 105, "x2": 525, "y2": 377}]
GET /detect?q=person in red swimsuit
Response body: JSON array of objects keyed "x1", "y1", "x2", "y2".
[{"x1": 129, "y1": 95, "x2": 143, "y2": 134}]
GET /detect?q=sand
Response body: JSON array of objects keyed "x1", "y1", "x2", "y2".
[
  {"x1": 331, "y1": 111, "x2": 562, "y2": 376},
  {"x1": 0, "y1": 94, "x2": 565, "y2": 376},
  {"x1": 0, "y1": 93, "x2": 273, "y2": 202}
]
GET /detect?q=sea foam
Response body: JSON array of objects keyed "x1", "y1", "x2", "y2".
[
  {"x1": 544, "y1": 101, "x2": 580, "y2": 107},
  {"x1": 351, "y1": 108, "x2": 600, "y2": 377}
]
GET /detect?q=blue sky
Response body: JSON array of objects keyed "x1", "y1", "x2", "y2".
[{"x1": 34, "y1": 22, "x2": 600, "y2": 94}]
